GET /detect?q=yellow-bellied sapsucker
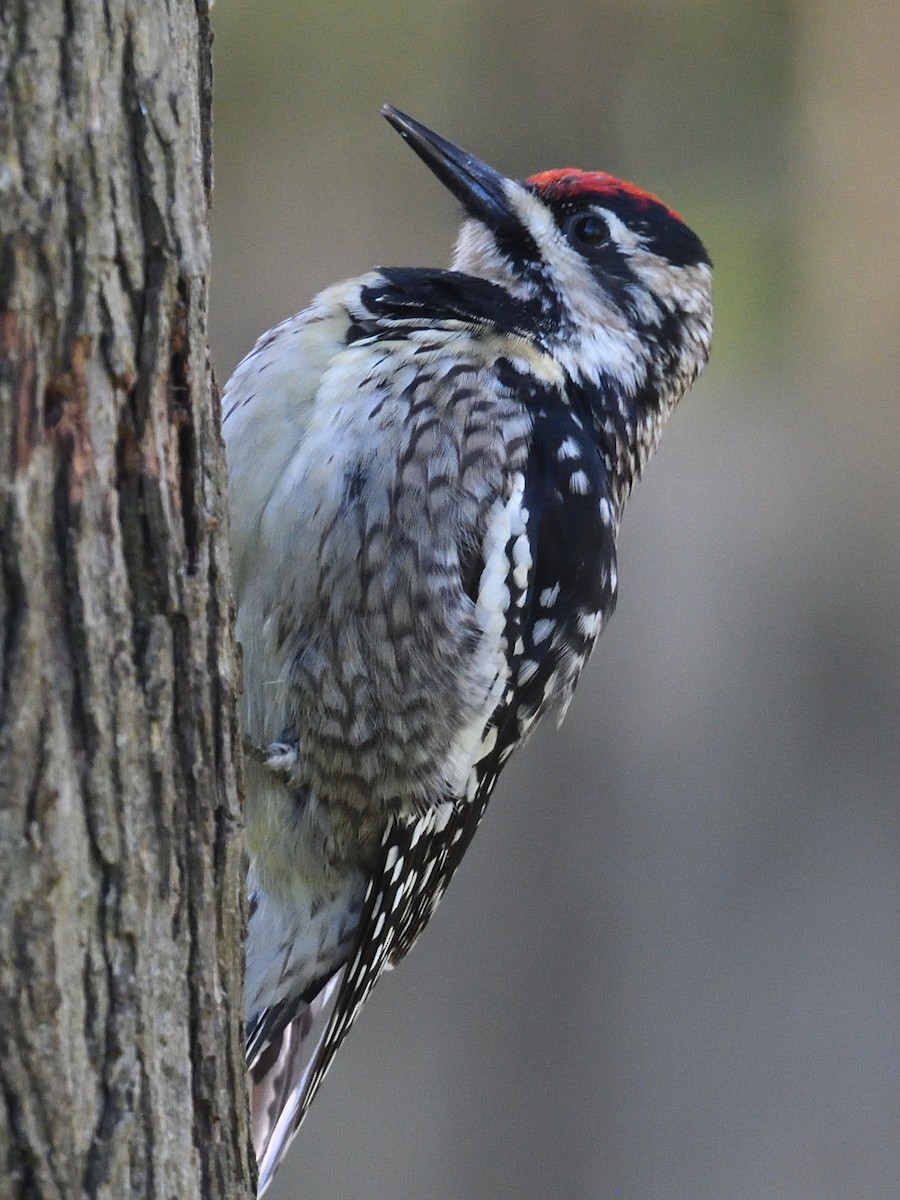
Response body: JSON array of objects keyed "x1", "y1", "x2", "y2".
[{"x1": 223, "y1": 106, "x2": 712, "y2": 1193}]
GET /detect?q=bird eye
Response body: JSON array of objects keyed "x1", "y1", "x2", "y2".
[{"x1": 566, "y1": 213, "x2": 610, "y2": 249}]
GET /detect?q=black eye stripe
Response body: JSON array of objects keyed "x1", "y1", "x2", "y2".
[{"x1": 553, "y1": 197, "x2": 710, "y2": 269}]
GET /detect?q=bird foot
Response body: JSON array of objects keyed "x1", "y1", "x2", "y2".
[{"x1": 242, "y1": 736, "x2": 300, "y2": 783}]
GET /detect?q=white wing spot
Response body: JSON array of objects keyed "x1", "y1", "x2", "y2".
[
  {"x1": 557, "y1": 437, "x2": 581, "y2": 460},
  {"x1": 433, "y1": 801, "x2": 455, "y2": 833},
  {"x1": 518, "y1": 658, "x2": 539, "y2": 683},
  {"x1": 539, "y1": 583, "x2": 560, "y2": 608},
  {"x1": 390, "y1": 855, "x2": 406, "y2": 885},
  {"x1": 533, "y1": 618, "x2": 555, "y2": 644},
  {"x1": 569, "y1": 470, "x2": 590, "y2": 495},
  {"x1": 409, "y1": 821, "x2": 425, "y2": 849},
  {"x1": 578, "y1": 610, "x2": 604, "y2": 639}
]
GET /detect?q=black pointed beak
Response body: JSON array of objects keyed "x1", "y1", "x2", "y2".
[{"x1": 382, "y1": 105, "x2": 512, "y2": 229}]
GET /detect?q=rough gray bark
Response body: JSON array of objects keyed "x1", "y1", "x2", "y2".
[{"x1": 0, "y1": 2, "x2": 253, "y2": 1197}]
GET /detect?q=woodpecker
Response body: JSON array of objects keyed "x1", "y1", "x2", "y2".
[{"x1": 223, "y1": 105, "x2": 712, "y2": 1193}]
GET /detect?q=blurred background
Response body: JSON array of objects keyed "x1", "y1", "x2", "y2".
[{"x1": 210, "y1": 3, "x2": 899, "y2": 1198}]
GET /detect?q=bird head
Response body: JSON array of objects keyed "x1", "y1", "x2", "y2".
[{"x1": 382, "y1": 105, "x2": 713, "y2": 482}]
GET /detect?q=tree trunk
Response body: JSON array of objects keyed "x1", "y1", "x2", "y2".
[{"x1": 0, "y1": 2, "x2": 253, "y2": 1196}]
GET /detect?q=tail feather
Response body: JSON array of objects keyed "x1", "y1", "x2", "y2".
[{"x1": 250, "y1": 968, "x2": 346, "y2": 1195}]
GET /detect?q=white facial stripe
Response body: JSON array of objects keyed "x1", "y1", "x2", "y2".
[{"x1": 504, "y1": 182, "x2": 561, "y2": 247}]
